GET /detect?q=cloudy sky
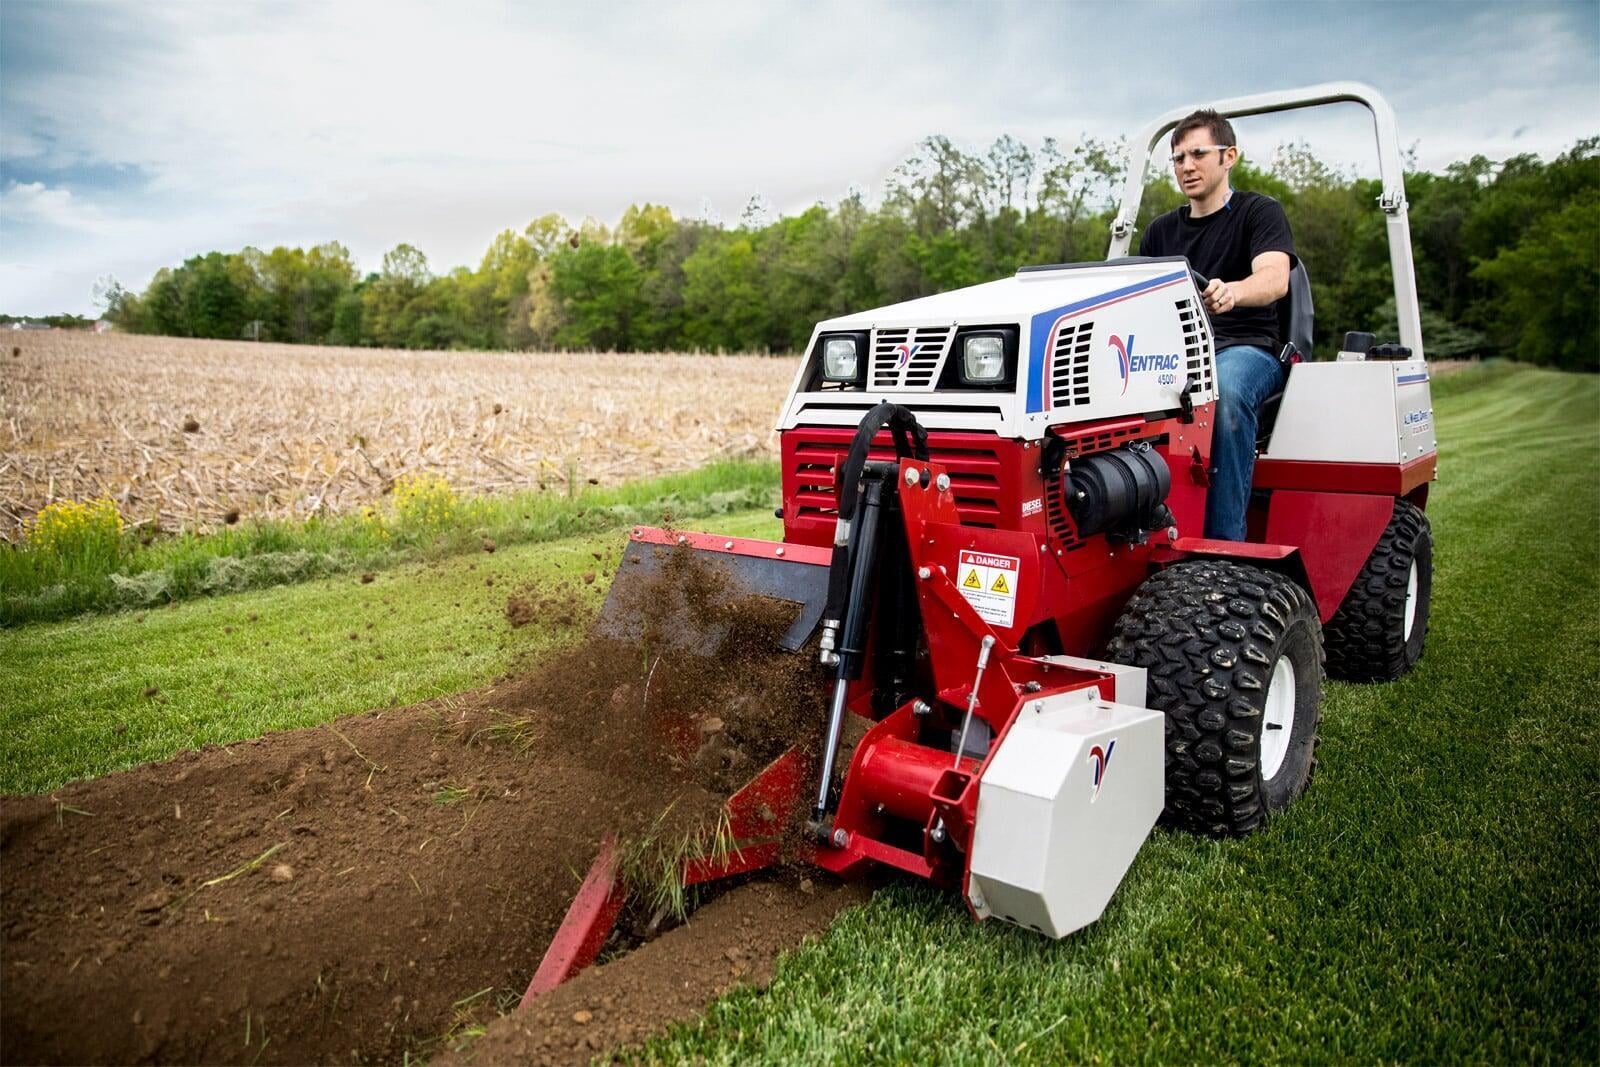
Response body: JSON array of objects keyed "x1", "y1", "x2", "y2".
[{"x1": 2, "y1": 0, "x2": 1596, "y2": 315}]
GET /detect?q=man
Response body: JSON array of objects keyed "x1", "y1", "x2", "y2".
[{"x1": 1139, "y1": 108, "x2": 1296, "y2": 542}]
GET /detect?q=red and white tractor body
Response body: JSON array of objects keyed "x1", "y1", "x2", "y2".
[{"x1": 528, "y1": 83, "x2": 1440, "y2": 999}]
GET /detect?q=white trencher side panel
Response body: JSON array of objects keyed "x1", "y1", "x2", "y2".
[
  {"x1": 1262, "y1": 358, "x2": 1437, "y2": 463},
  {"x1": 967, "y1": 688, "x2": 1163, "y2": 938},
  {"x1": 1107, "y1": 81, "x2": 1425, "y2": 360}
]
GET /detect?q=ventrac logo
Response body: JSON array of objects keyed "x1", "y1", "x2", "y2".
[
  {"x1": 1088, "y1": 739, "x2": 1117, "y2": 801},
  {"x1": 893, "y1": 343, "x2": 921, "y2": 368},
  {"x1": 1109, "y1": 334, "x2": 1181, "y2": 394}
]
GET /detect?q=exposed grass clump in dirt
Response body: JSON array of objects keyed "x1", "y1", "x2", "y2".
[{"x1": 0, "y1": 458, "x2": 778, "y2": 626}]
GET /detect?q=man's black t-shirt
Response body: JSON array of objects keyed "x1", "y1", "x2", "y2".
[{"x1": 1139, "y1": 191, "x2": 1296, "y2": 350}]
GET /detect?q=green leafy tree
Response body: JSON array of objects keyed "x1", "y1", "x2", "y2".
[
  {"x1": 1473, "y1": 191, "x2": 1600, "y2": 370},
  {"x1": 681, "y1": 233, "x2": 771, "y2": 352},
  {"x1": 101, "y1": 134, "x2": 1599, "y2": 364},
  {"x1": 362, "y1": 243, "x2": 431, "y2": 348},
  {"x1": 546, "y1": 242, "x2": 644, "y2": 351}
]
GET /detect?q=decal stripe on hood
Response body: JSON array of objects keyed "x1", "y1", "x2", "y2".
[{"x1": 1027, "y1": 270, "x2": 1189, "y2": 413}]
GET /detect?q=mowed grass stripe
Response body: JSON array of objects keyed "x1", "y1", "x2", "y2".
[{"x1": 640, "y1": 366, "x2": 1598, "y2": 1064}]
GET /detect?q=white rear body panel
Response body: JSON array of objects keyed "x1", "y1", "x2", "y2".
[{"x1": 1263, "y1": 358, "x2": 1436, "y2": 463}]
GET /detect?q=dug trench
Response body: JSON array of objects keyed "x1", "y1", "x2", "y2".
[{"x1": 1, "y1": 547, "x2": 855, "y2": 1064}]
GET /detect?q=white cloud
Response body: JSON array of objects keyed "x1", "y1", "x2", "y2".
[{"x1": 1, "y1": 181, "x2": 117, "y2": 233}]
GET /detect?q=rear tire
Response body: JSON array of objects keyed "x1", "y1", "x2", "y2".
[
  {"x1": 1324, "y1": 500, "x2": 1433, "y2": 682},
  {"x1": 1105, "y1": 560, "x2": 1324, "y2": 837}
]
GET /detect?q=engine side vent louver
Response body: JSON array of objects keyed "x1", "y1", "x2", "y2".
[
  {"x1": 1176, "y1": 298, "x2": 1214, "y2": 394},
  {"x1": 787, "y1": 431, "x2": 1005, "y2": 529},
  {"x1": 1048, "y1": 320, "x2": 1095, "y2": 409},
  {"x1": 870, "y1": 326, "x2": 954, "y2": 389}
]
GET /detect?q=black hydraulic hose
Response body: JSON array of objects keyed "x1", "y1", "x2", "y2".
[
  {"x1": 812, "y1": 472, "x2": 888, "y2": 822},
  {"x1": 824, "y1": 403, "x2": 929, "y2": 636},
  {"x1": 837, "y1": 402, "x2": 929, "y2": 523},
  {"x1": 812, "y1": 404, "x2": 930, "y2": 826}
]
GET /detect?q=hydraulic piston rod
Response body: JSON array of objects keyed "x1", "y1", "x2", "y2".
[{"x1": 811, "y1": 468, "x2": 890, "y2": 826}]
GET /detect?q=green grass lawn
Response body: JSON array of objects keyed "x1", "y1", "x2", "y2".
[{"x1": 2, "y1": 364, "x2": 1595, "y2": 1061}]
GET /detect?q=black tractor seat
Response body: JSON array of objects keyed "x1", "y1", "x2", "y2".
[{"x1": 1255, "y1": 260, "x2": 1313, "y2": 451}]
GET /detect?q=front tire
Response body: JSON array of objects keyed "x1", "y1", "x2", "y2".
[
  {"x1": 1105, "y1": 560, "x2": 1324, "y2": 837},
  {"x1": 1324, "y1": 500, "x2": 1433, "y2": 682}
]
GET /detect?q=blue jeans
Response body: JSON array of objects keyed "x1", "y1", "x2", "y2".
[{"x1": 1205, "y1": 345, "x2": 1286, "y2": 541}]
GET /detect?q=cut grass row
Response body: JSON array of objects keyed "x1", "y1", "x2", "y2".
[
  {"x1": 0, "y1": 458, "x2": 778, "y2": 627},
  {"x1": 3, "y1": 363, "x2": 1593, "y2": 1060}
]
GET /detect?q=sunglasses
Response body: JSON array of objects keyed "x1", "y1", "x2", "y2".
[{"x1": 1168, "y1": 145, "x2": 1233, "y2": 165}]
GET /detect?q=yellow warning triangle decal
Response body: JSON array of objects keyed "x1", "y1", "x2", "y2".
[
  {"x1": 963, "y1": 569, "x2": 983, "y2": 589},
  {"x1": 990, "y1": 572, "x2": 1010, "y2": 594}
]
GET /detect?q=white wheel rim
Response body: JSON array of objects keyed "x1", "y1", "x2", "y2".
[
  {"x1": 1260, "y1": 656, "x2": 1297, "y2": 781},
  {"x1": 1403, "y1": 560, "x2": 1419, "y2": 641}
]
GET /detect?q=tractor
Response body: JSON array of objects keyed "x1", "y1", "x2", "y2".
[{"x1": 525, "y1": 81, "x2": 1436, "y2": 995}]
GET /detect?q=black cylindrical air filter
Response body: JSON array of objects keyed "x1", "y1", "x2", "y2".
[{"x1": 1063, "y1": 441, "x2": 1172, "y2": 539}]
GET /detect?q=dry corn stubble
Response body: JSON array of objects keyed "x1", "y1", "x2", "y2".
[{"x1": 1, "y1": 332, "x2": 799, "y2": 540}]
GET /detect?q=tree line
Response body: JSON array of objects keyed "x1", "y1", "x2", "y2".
[{"x1": 101, "y1": 135, "x2": 1598, "y2": 370}]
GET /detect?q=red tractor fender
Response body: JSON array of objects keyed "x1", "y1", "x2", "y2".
[
  {"x1": 1154, "y1": 537, "x2": 1313, "y2": 602},
  {"x1": 1154, "y1": 490, "x2": 1400, "y2": 623}
]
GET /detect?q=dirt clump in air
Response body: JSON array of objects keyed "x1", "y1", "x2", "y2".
[
  {"x1": 2, "y1": 544, "x2": 833, "y2": 1065},
  {"x1": 500, "y1": 543, "x2": 824, "y2": 796},
  {"x1": 502, "y1": 583, "x2": 586, "y2": 632},
  {"x1": 504, "y1": 593, "x2": 537, "y2": 628}
]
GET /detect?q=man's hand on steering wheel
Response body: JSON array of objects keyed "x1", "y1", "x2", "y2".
[{"x1": 1202, "y1": 277, "x2": 1237, "y2": 314}]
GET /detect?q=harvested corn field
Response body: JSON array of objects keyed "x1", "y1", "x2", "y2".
[{"x1": 0, "y1": 333, "x2": 799, "y2": 540}]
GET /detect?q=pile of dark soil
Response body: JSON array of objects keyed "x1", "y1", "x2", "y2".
[
  {"x1": 1, "y1": 547, "x2": 836, "y2": 1064},
  {"x1": 442, "y1": 878, "x2": 870, "y2": 1066}
]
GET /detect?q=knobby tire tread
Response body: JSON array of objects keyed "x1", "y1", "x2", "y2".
[
  {"x1": 1324, "y1": 500, "x2": 1432, "y2": 682},
  {"x1": 1105, "y1": 560, "x2": 1323, "y2": 837}
]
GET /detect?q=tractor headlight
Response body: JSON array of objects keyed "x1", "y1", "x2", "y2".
[
  {"x1": 936, "y1": 326, "x2": 1018, "y2": 390},
  {"x1": 819, "y1": 333, "x2": 866, "y2": 382},
  {"x1": 961, "y1": 335, "x2": 1007, "y2": 383}
]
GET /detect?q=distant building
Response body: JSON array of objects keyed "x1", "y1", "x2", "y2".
[
  {"x1": 94, "y1": 319, "x2": 113, "y2": 334},
  {"x1": 9, "y1": 320, "x2": 50, "y2": 331}
]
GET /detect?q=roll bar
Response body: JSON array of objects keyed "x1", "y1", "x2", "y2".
[{"x1": 1106, "y1": 82, "x2": 1423, "y2": 359}]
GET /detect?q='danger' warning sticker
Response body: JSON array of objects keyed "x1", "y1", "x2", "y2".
[{"x1": 957, "y1": 550, "x2": 1020, "y2": 628}]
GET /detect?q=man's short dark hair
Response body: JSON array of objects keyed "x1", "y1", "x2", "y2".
[{"x1": 1171, "y1": 108, "x2": 1236, "y2": 149}]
